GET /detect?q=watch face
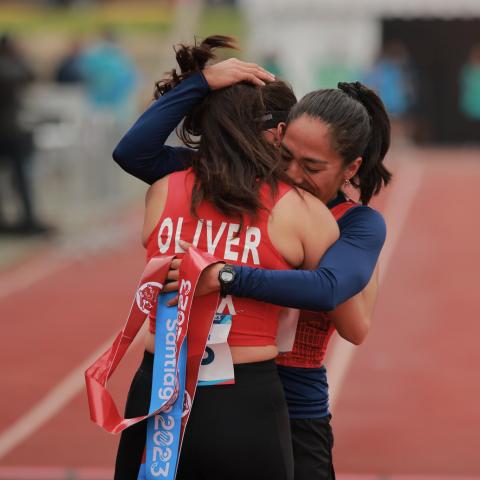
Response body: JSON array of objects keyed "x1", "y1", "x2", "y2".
[{"x1": 221, "y1": 271, "x2": 234, "y2": 283}]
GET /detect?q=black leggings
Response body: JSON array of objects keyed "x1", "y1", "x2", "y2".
[
  {"x1": 291, "y1": 416, "x2": 335, "y2": 480},
  {"x1": 114, "y1": 351, "x2": 152, "y2": 479},
  {"x1": 114, "y1": 352, "x2": 294, "y2": 480}
]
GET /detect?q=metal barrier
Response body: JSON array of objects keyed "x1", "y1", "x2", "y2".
[{"x1": 22, "y1": 83, "x2": 144, "y2": 232}]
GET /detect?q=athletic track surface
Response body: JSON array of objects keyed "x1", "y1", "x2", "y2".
[{"x1": 0, "y1": 148, "x2": 478, "y2": 479}]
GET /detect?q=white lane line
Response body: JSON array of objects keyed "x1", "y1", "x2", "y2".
[
  {"x1": 0, "y1": 336, "x2": 113, "y2": 459},
  {"x1": 0, "y1": 217, "x2": 143, "y2": 456},
  {"x1": 327, "y1": 160, "x2": 425, "y2": 411},
  {"x1": 0, "y1": 220, "x2": 138, "y2": 302},
  {"x1": 0, "y1": 323, "x2": 146, "y2": 460},
  {"x1": 0, "y1": 466, "x2": 113, "y2": 480},
  {"x1": 0, "y1": 255, "x2": 72, "y2": 301}
]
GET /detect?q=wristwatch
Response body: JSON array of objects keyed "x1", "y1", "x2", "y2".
[{"x1": 218, "y1": 264, "x2": 236, "y2": 297}]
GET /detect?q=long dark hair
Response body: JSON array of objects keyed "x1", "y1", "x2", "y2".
[
  {"x1": 155, "y1": 36, "x2": 294, "y2": 224},
  {"x1": 261, "y1": 80, "x2": 297, "y2": 128},
  {"x1": 287, "y1": 81, "x2": 392, "y2": 204}
]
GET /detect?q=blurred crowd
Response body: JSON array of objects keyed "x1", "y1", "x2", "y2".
[
  {"x1": 0, "y1": 30, "x2": 139, "y2": 237},
  {"x1": 264, "y1": 38, "x2": 480, "y2": 146},
  {"x1": 364, "y1": 40, "x2": 480, "y2": 142},
  {"x1": 363, "y1": 41, "x2": 417, "y2": 144},
  {"x1": 460, "y1": 44, "x2": 480, "y2": 121},
  {"x1": 1, "y1": 20, "x2": 479, "y2": 239}
]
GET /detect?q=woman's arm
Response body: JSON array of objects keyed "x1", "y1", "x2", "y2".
[
  {"x1": 327, "y1": 265, "x2": 379, "y2": 345},
  {"x1": 113, "y1": 72, "x2": 208, "y2": 184},
  {"x1": 113, "y1": 59, "x2": 275, "y2": 185},
  {"x1": 228, "y1": 206, "x2": 386, "y2": 311}
]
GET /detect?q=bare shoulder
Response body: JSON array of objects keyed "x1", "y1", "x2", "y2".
[
  {"x1": 268, "y1": 187, "x2": 339, "y2": 268},
  {"x1": 146, "y1": 176, "x2": 169, "y2": 205},
  {"x1": 299, "y1": 190, "x2": 339, "y2": 238},
  {"x1": 276, "y1": 188, "x2": 337, "y2": 229},
  {"x1": 297, "y1": 188, "x2": 333, "y2": 216},
  {"x1": 301, "y1": 191, "x2": 339, "y2": 268}
]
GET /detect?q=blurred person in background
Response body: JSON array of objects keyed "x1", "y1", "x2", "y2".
[
  {"x1": 0, "y1": 34, "x2": 52, "y2": 236},
  {"x1": 76, "y1": 29, "x2": 138, "y2": 123},
  {"x1": 459, "y1": 44, "x2": 480, "y2": 122},
  {"x1": 206, "y1": 0, "x2": 239, "y2": 5},
  {"x1": 54, "y1": 39, "x2": 85, "y2": 85},
  {"x1": 262, "y1": 52, "x2": 284, "y2": 79},
  {"x1": 46, "y1": 0, "x2": 85, "y2": 7},
  {"x1": 113, "y1": 37, "x2": 392, "y2": 479},
  {"x1": 364, "y1": 41, "x2": 416, "y2": 144}
]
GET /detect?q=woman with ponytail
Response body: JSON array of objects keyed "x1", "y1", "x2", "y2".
[
  {"x1": 113, "y1": 35, "x2": 392, "y2": 480},
  {"x1": 190, "y1": 80, "x2": 391, "y2": 480},
  {"x1": 113, "y1": 36, "x2": 340, "y2": 480}
]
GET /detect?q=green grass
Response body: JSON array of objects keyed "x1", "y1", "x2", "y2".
[
  {"x1": 196, "y1": 6, "x2": 246, "y2": 56},
  {"x1": 0, "y1": 4, "x2": 174, "y2": 34}
]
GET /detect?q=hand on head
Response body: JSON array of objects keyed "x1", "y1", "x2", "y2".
[{"x1": 203, "y1": 57, "x2": 275, "y2": 90}]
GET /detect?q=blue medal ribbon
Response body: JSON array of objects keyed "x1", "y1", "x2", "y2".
[{"x1": 138, "y1": 291, "x2": 187, "y2": 480}]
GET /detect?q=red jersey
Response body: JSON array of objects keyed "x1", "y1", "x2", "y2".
[
  {"x1": 146, "y1": 169, "x2": 292, "y2": 346},
  {"x1": 276, "y1": 200, "x2": 358, "y2": 368}
]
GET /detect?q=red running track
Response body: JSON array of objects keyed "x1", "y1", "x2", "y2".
[
  {"x1": 332, "y1": 150, "x2": 480, "y2": 475},
  {"x1": 0, "y1": 149, "x2": 478, "y2": 478}
]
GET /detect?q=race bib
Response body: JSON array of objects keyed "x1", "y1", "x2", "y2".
[{"x1": 198, "y1": 313, "x2": 234, "y2": 386}]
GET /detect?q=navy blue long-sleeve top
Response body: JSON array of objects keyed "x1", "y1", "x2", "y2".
[{"x1": 113, "y1": 72, "x2": 386, "y2": 312}]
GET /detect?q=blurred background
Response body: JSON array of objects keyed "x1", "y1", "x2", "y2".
[{"x1": 0, "y1": 0, "x2": 478, "y2": 479}]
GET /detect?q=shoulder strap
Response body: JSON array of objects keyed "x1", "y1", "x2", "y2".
[
  {"x1": 161, "y1": 169, "x2": 194, "y2": 217},
  {"x1": 330, "y1": 200, "x2": 358, "y2": 221},
  {"x1": 259, "y1": 181, "x2": 292, "y2": 212}
]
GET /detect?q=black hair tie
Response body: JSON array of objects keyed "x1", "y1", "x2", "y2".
[
  {"x1": 338, "y1": 81, "x2": 373, "y2": 126},
  {"x1": 337, "y1": 81, "x2": 362, "y2": 100}
]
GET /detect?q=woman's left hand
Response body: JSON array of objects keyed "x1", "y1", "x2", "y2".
[
  {"x1": 203, "y1": 57, "x2": 275, "y2": 90},
  {"x1": 165, "y1": 241, "x2": 224, "y2": 306}
]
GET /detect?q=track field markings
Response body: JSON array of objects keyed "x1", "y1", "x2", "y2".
[{"x1": 327, "y1": 159, "x2": 425, "y2": 411}]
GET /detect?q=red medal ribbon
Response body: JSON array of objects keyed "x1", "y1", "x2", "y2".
[{"x1": 85, "y1": 247, "x2": 221, "y2": 437}]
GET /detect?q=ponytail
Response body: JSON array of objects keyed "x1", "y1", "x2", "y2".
[
  {"x1": 338, "y1": 82, "x2": 392, "y2": 204},
  {"x1": 153, "y1": 35, "x2": 237, "y2": 99}
]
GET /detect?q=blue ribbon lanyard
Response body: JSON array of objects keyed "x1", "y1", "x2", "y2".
[{"x1": 138, "y1": 291, "x2": 187, "y2": 480}]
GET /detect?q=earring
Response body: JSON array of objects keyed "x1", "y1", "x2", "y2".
[{"x1": 344, "y1": 179, "x2": 351, "y2": 187}]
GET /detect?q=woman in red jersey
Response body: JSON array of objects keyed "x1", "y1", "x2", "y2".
[{"x1": 114, "y1": 36, "x2": 339, "y2": 480}]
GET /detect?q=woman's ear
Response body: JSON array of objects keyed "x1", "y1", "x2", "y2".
[{"x1": 345, "y1": 156, "x2": 363, "y2": 180}]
